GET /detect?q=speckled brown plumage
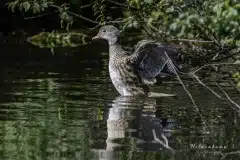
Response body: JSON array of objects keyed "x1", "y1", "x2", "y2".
[{"x1": 93, "y1": 25, "x2": 182, "y2": 97}]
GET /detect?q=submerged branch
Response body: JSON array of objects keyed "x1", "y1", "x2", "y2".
[
  {"x1": 165, "y1": 52, "x2": 197, "y2": 108},
  {"x1": 191, "y1": 74, "x2": 223, "y2": 99},
  {"x1": 216, "y1": 83, "x2": 240, "y2": 110},
  {"x1": 152, "y1": 129, "x2": 174, "y2": 152},
  {"x1": 164, "y1": 52, "x2": 209, "y2": 132},
  {"x1": 221, "y1": 151, "x2": 240, "y2": 159}
]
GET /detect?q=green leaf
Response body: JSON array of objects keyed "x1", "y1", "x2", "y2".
[
  {"x1": 41, "y1": 2, "x2": 49, "y2": 8},
  {"x1": 32, "y1": 2, "x2": 41, "y2": 13},
  {"x1": 144, "y1": 0, "x2": 153, "y2": 4},
  {"x1": 22, "y1": 1, "x2": 31, "y2": 12},
  {"x1": 8, "y1": 1, "x2": 19, "y2": 12},
  {"x1": 236, "y1": 40, "x2": 240, "y2": 47}
]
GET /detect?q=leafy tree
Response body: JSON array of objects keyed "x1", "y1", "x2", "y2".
[{"x1": 7, "y1": 0, "x2": 240, "y2": 86}]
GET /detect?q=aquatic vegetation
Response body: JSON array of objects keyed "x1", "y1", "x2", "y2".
[{"x1": 27, "y1": 31, "x2": 90, "y2": 48}]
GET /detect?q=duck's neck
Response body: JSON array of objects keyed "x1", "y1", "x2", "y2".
[{"x1": 109, "y1": 43, "x2": 126, "y2": 58}]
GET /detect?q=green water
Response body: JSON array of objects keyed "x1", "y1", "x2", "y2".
[{"x1": 0, "y1": 36, "x2": 239, "y2": 160}]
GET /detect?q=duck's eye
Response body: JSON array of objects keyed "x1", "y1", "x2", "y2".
[{"x1": 102, "y1": 30, "x2": 106, "y2": 33}]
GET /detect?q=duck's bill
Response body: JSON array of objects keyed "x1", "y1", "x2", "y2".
[{"x1": 92, "y1": 35, "x2": 100, "y2": 40}]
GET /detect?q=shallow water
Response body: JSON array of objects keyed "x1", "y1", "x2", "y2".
[{"x1": 0, "y1": 35, "x2": 240, "y2": 160}]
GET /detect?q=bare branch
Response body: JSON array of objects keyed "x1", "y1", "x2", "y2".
[
  {"x1": 191, "y1": 62, "x2": 240, "y2": 74},
  {"x1": 68, "y1": 11, "x2": 99, "y2": 24},
  {"x1": 107, "y1": 0, "x2": 136, "y2": 9},
  {"x1": 221, "y1": 151, "x2": 240, "y2": 159},
  {"x1": 164, "y1": 52, "x2": 210, "y2": 133},
  {"x1": 165, "y1": 52, "x2": 198, "y2": 109},
  {"x1": 191, "y1": 74, "x2": 223, "y2": 99},
  {"x1": 80, "y1": 3, "x2": 93, "y2": 9},
  {"x1": 24, "y1": 12, "x2": 55, "y2": 20},
  {"x1": 168, "y1": 38, "x2": 214, "y2": 43},
  {"x1": 216, "y1": 83, "x2": 240, "y2": 110},
  {"x1": 49, "y1": 4, "x2": 100, "y2": 24}
]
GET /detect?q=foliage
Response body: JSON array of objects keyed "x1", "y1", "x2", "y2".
[
  {"x1": 7, "y1": 0, "x2": 240, "y2": 86},
  {"x1": 8, "y1": 0, "x2": 53, "y2": 13},
  {"x1": 7, "y1": 0, "x2": 240, "y2": 53},
  {"x1": 7, "y1": 0, "x2": 74, "y2": 30},
  {"x1": 93, "y1": 0, "x2": 107, "y2": 24},
  {"x1": 124, "y1": 0, "x2": 239, "y2": 54},
  {"x1": 233, "y1": 72, "x2": 240, "y2": 88},
  {"x1": 27, "y1": 31, "x2": 90, "y2": 48}
]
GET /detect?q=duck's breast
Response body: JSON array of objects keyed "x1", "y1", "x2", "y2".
[{"x1": 109, "y1": 58, "x2": 145, "y2": 96}]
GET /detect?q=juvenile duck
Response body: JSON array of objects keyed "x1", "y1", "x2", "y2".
[{"x1": 93, "y1": 25, "x2": 182, "y2": 97}]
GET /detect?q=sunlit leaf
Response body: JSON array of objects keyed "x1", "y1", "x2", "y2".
[
  {"x1": 22, "y1": 1, "x2": 31, "y2": 12},
  {"x1": 144, "y1": 0, "x2": 153, "y2": 4},
  {"x1": 32, "y1": 2, "x2": 41, "y2": 13},
  {"x1": 8, "y1": 0, "x2": 19, "y2": 12}
]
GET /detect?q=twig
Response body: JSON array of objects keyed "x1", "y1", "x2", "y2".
[
  {"x1": 191, "y1": 74, "x2": 223, "y2": 99},
  {"x1": 164, "y1": 52, "x2": 209, "y2": 132},
  {"x1": 108, "y1": 20, "x2": 124, "y2": 24},
  {"x1": 49, "y1": 4, "x2": 99, "y2": 24},
  {"x1": 216, "y1": 83, "x2": 240, "y2": 110},
  {"x1": 211, "y1": 47, "x2": 237, "y2": 61},
  {"x1": 147, "y1": 23, "x2": 168, "y2": 39},
  {"x1": 194, "y1": 23, "x2": 219, "y2": 45},
  {"x1": 212, "y1": 52, "x2": 238, "y2": 62},
  {"x1": 194, "y1": 23, "x2": 236, "y2": 61},
  {"x1": 87, "y1": 24, "x2": 101, "y2": 31},
  {"x1": 168, "y1": 38, "x2": 214, "y2": 43},
  {"x1": 80, "y1": 3, "x2": 93, "y2": 9},
  {"x1": 152, "y1": 129, "x2": 175, "y2": 152},
  {"x1": 108, "y1": 17, "x2": 134, "y2": 24},
  {"x1": 221, "y1": 151, "x2": 240, "y2": 159},
  {"x1": 165, "y1": 53, "x2": 198, "y2": 108},
  {"x1": 191, "y1": 62, "x2": 240, "y2": 74},
  {"x1": 68, "y1": 11, "x2": 99, "y2": 24},
  {"x1": 24, "y1": 12, "x2": 54, "y2": 20},
  {"x1": 107, "y1": 0, "x2": 136, "y2": 9},
  {"x1": 135, "y1": 14, "x2": 156, "y2": 39}
]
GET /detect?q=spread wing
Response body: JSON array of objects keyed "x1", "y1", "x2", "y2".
[{"x1": 129, "y1": 40, "x2": 182, "y2": 84}]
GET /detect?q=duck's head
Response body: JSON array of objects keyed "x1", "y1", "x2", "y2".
[{"x1": 93, "y1": 25, "x2": 120, "y2": 45}]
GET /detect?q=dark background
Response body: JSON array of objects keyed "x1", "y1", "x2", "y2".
[
  {"x1": 0, "y1": 0, "x2": 96, "y2": 35},
  {"x1": 0, "y1": 0, "x2": 110, "y2": 69}
]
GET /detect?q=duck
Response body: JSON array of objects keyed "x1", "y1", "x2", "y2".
[{"x1": 93, "y1": 25, "x2": 182, "y2": 97}]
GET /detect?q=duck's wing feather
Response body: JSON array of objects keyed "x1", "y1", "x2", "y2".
[{"x1": 129, "y1": 40, "x2": 181, "y2": 83}]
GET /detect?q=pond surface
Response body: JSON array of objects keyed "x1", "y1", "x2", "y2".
[{"x1": 0, "y1": 35, "x2": 240, "y2": 160}]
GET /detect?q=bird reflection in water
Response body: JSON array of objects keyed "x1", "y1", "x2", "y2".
[{"x1": 95, "y1": 96, "x2": 176, "y2": 160}]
